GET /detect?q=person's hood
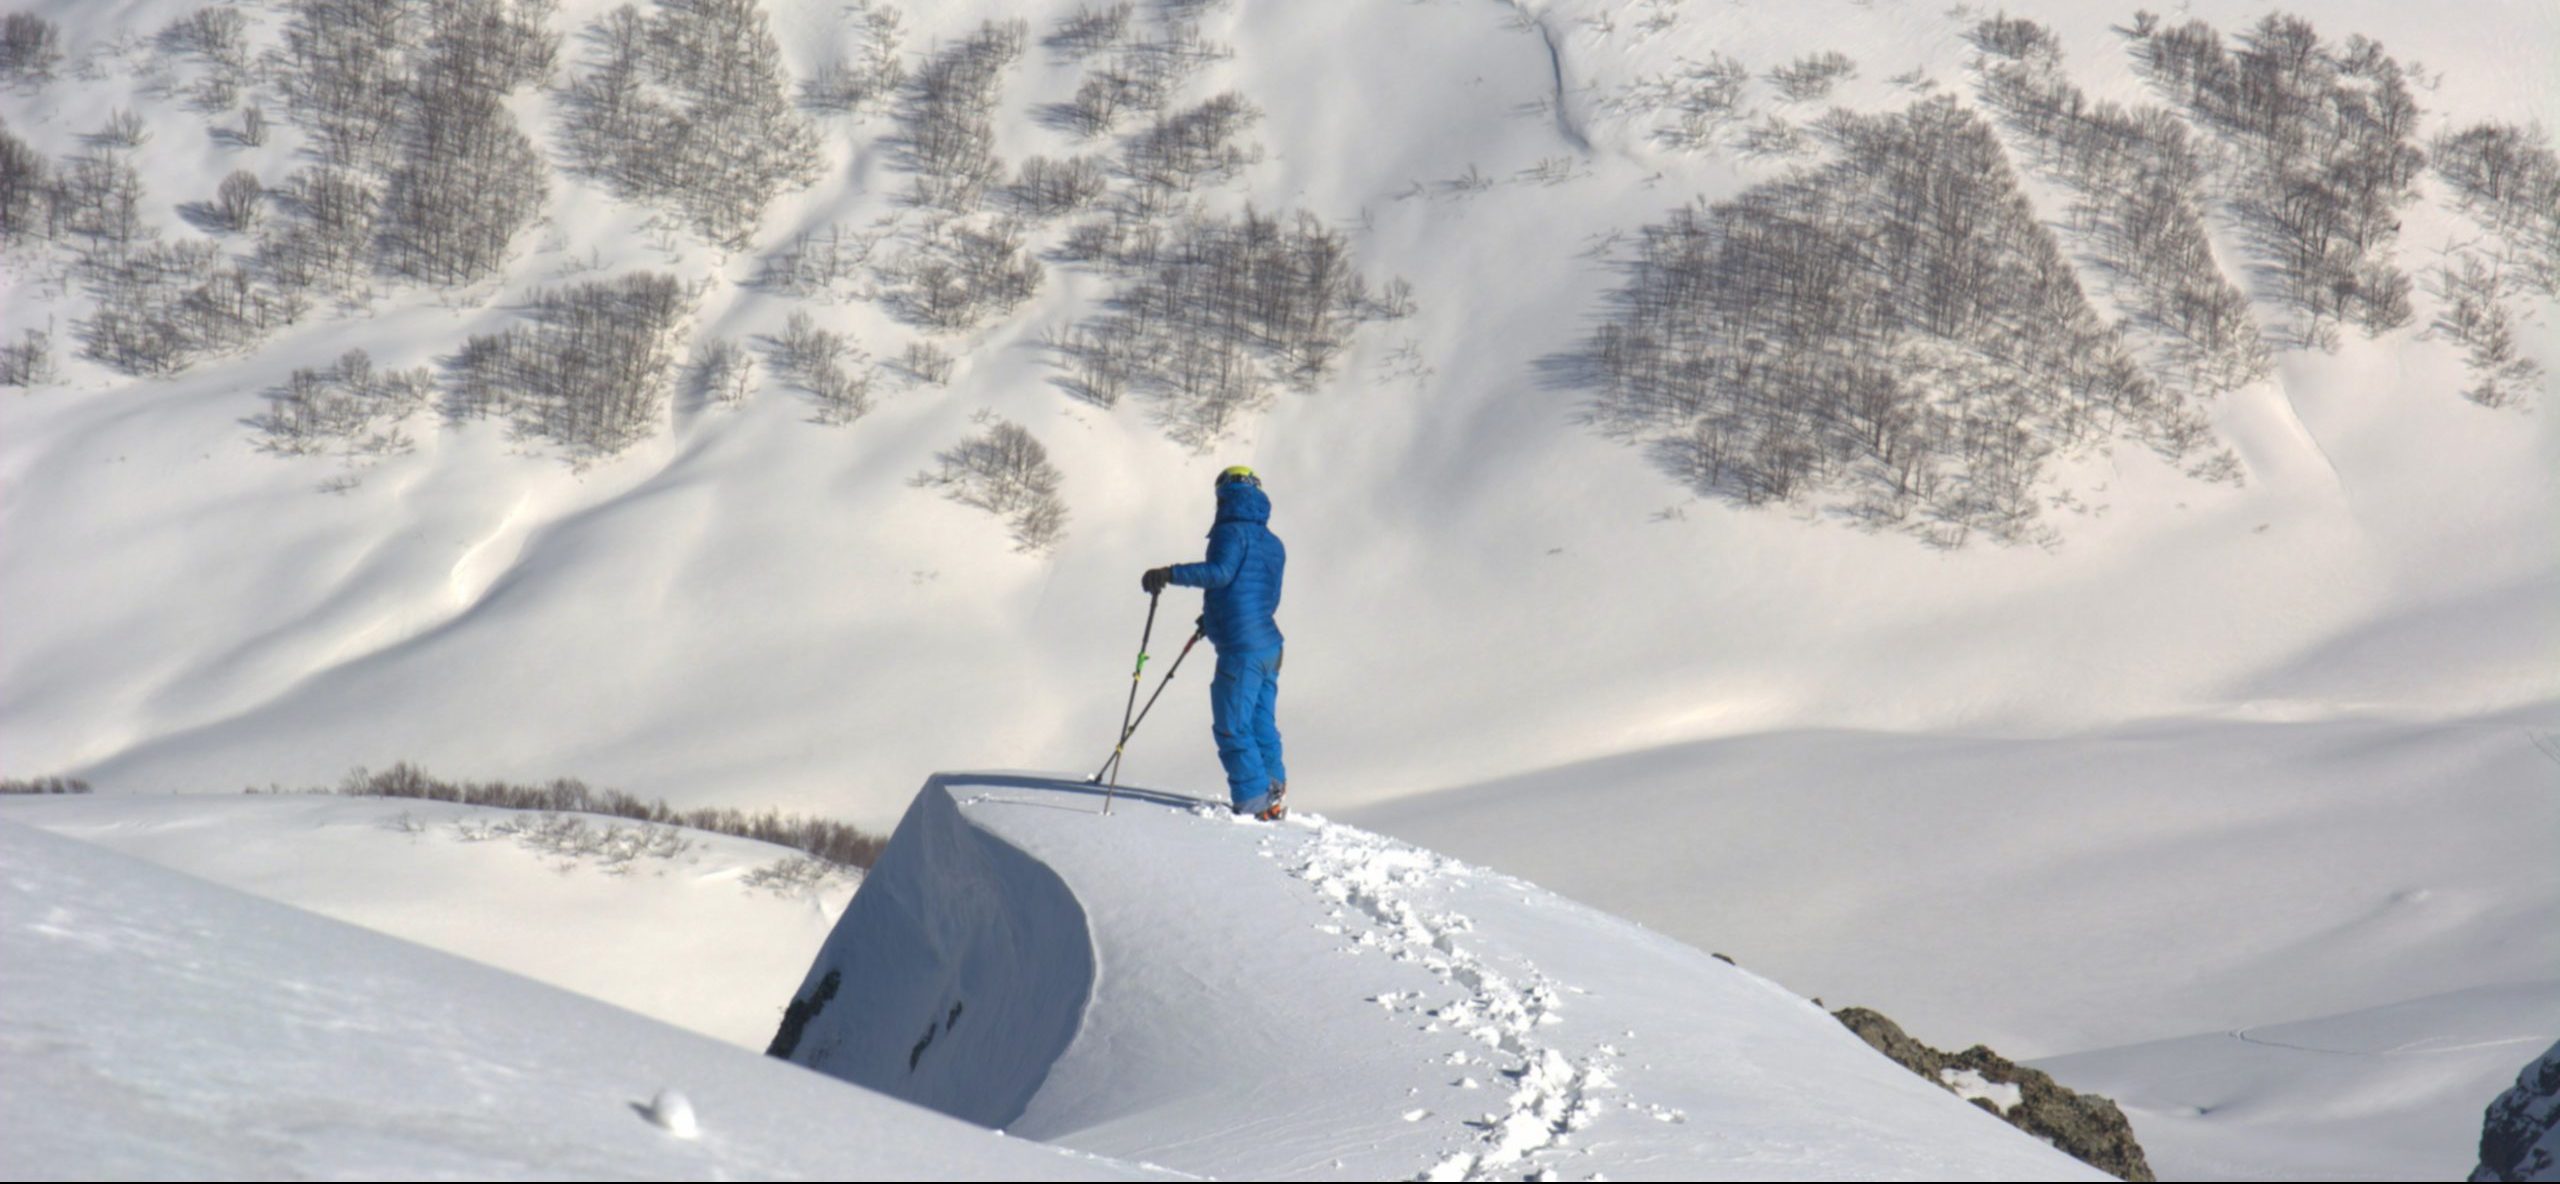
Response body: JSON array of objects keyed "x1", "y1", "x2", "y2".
[{"x1": 1213, "y1": 480, "x2": 1271, "y2": 526}]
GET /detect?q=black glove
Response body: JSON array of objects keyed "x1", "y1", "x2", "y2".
[{"x1": 1141, "y1": 567, "x2": 1171, "y2": 594}]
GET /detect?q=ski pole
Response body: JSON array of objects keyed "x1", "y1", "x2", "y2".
[
  {"x1": 1096, "y1": 627, "x2": 1204, "y2": 811},
  {"x1": 1093, "y1": 591, "x2": 1160, "y2": 804}
]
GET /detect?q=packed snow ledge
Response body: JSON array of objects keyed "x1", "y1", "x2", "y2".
[{"x1": 775, "y1": 773, "x2": 2107, "y2": 1181}]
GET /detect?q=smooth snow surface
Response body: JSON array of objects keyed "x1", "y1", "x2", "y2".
[
  {"x1": 780, "y1": 774, "x2": 2107, "y2": 1181},
  {"x1": 0, "y1": 793, "x2": 858, "y2": 1050},
  {"x1": 0, "y1": 820, "x2": 1158, "y2": 1181}
]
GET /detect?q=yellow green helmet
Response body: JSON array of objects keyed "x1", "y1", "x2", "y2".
[{"x1": 1216, "y1": 465, "x2": 1260, "y2": 489}]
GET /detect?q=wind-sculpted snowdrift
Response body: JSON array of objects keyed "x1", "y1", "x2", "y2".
[{"x1": 776, "y1": 773, "x2": 2110, "y2": 1181}]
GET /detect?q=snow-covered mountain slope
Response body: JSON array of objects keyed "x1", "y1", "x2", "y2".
[
  {"x1": 6, "y1": 0, "x2": 2556, "y2": 1177},
  {"x1": 0, "y1": 793, "x2": 857, "y2": 1049},
  {"x1": 0, "y1": 818, "x2": 1158, "y2": 1181},
  {"x1": 3, "y1": 0, "x2": 2550, "y2": 821},
  {"x1": 775, "y1": 773, "x2": 2110, "y2": 1181},
  {"x1": 1347, "y1": 712, "x2": 2560, "y2": 1179}
]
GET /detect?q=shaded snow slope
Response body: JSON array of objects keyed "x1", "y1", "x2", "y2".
[
  {"x1": 0, "y1": 793, "x2": 857, "y2": 1050},
  {"x1": 2041, "y1": 983, "x2": 2560, "y2": 1182},
  {"x1": 0, "y1": 819, "x2": 1157, "y2": 1181},
  {"x1": 779, "y1": 774, "x2": 2108, "y2": 1181}
]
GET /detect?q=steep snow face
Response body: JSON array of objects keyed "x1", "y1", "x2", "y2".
[
  {"x1": 766, "y1": 779, "x2": 1091, "y2": 1129},
  {"x1": 0, "y1": 820, "x2": 1157, "y2": 1181},
  {"x1": 780, "y1": 774, "x2": 2108, "y2": 1181}
]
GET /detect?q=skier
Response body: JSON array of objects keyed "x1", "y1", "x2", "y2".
[{"x1": 1142, "y1": 466, "x2": 1289, "y2": 820}]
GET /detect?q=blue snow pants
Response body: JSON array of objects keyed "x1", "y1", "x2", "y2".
[{"x1": 1211, "y1": 646, "x2": 1286, "y2": 812}]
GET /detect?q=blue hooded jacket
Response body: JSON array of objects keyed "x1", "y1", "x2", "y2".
[{"x1": 1167, "y1": 480, "x2": 1285, "y2": 653}]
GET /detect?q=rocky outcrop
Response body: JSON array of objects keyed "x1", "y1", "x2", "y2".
[
  {"x1": 2475, "y1": 1039, "x2": 2560, "y2": 1182},
  {"x1": 1834, "y1": 1007, "x2": 2154, "y2": 1182}
]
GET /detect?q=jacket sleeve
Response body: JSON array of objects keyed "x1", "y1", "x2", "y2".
[{"x1": 1166, "y1": 524, "x2": 1243, "y2": 590}]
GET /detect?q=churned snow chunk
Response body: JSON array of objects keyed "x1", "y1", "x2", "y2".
[{"x1": 644, "y1": 1088, "x2": 700, "y2": 1138}]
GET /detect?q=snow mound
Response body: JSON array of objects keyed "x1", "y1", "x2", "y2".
[
  {"x1": 777, "y1": 773, "x2": 2108, "y2": 1180},
  {"x1": 0, "y1": 819, "x2": 1155, "y2": 1180}
]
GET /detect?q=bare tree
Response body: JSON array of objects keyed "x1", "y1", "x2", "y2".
[
  {"x1": 911, "y1": 418, "x2": 1068, "y2": 552},
  {"x1": 215, "y1": 170, "x2": 264, "y2": 232}
]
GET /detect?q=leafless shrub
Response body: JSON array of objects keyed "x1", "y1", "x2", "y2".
[
  {"x1": 1768, "y1": 51, "x2": 1856, "y2": 102},
  {"x1": 0, "y1": 13, "x2": 62, "y2": 81},
  {"x1": 100, "y1": 107, "x2": 151, "y2": 148},
  {"x1": 771, "y1": 309, "x2": 873, "y2": 423},
  {"x1": 452, "y1": 273, "x2": 693, "y2": 456},
  {"x1": 214, "y1": 169, "x2": 264, "y2": 232},
  {"x1": 239, "y1": 104, "x2": 268, "y2": 146},
  {"x1": 321, "y1": 761, "x2": 888, "y2": 868},
  {"x1": 563, "y1": 0, "x2": 821, "y2": 246},
  {"x1": 912, "y1": 417, "x2": 1068, "y2": 553},
  {"x1": 741, "y1": 855, "x2": 852, "y2": 895},
  {"x1": 900, "y1": 339, "x2": 954, "y2": 384},
  {"x1": 691, "y1": 336, "x2": 756, "y2": 407},
  {"x1": 0, "y1": 776, "x2": 91, "y2": 794}
]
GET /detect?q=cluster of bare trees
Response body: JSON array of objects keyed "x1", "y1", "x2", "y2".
[
  {"x1": 881, "y1": 215, "x2": 1041, "y2": 332},
  {"x1": 895, "y1": 18, "x2": 1025, "y2": 211},
  {"x1": 254, "y1": 348, "x2": 433, "y2": 456},
  {"x1": 0, "y1": 12, "x2": 61, "y2": 82},
  {"x1": 2433, "y1": 122, "x2": 2560, "y2": 296},
  {"x1": 802, "y1": 1, "x2": 905, "y2": 117},
  {"x1": 81, "y1": 234, "x2": 304, "y2": 374},
  {"x1": 0, "y1": 328, "x2": 53, "y2": 386},
  {"x1": 1121, "y1": 91, "x2": 1261, "y2": 201},
  {"x1": 687, "y1": 336, "x2": 756, "y2": 408},
  {"x1": 2429, "y1": 257, "x2": 2543, "y2": 409},
  {"x1": 453, "y1": 272, "x2": 693, "y2": 457},
  {"x1": 1050, "y1": 11, "x2": 1227, "y2": 140},
  {"x1": 1051, "y1": 207, "x2": 1396, "y2": 449},
  {"x1": 756, "y1": 223, "x2": 880, "y2": 302},
  {"x1": 2129, "y1": 12, "x2": 2423, "y2": 343},
  {"x1": 1574, "y1": 97, "x2": 2185, "y2": 547},
  {"x1": 1970, "y1": 16, "x2": 2267, "y2": 397},
  {"x1": 563, "y1": 0, "x2": 819, "y2": 247},
  {"x1": 1008, "y1": 154, "x2": 1109, "y2": 219},
  {"x1": 770, "y1": 310, "x2": 874, "y2": 423},
  {"x1": 911, "y1": 417, "x2": 1067, "y2": 553},
  {"x1": 161, "y1": 6, "x2": 253, "y2": 111},
  {"x1": 1769, "y1": 51, "x2": 1856, "y2": 102}
]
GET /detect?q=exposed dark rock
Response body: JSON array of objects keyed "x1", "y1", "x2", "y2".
[
  {"x1": 765, "y1": 968, "x2": 841, "y2": 1059},
  {"x1": 1834, "y1": 1006, "x2": 2155, "y2": 1182},
  {"x1": 2475, "y1": 1039, "x2": 2560, "y2": 1182}
]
